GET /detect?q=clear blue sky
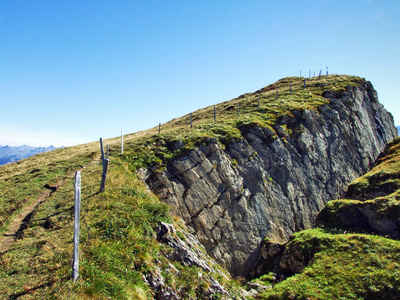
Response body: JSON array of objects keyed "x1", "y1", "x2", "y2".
[{"x1": 0, "y1": 1, "x2": 399, "y2": 147}]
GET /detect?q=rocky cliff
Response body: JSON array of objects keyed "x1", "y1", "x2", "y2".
[
  {"x1": 316, "y1": 136, "x2": 400, "y2": 238},
  {"x1": 139, "y1": 78, "x2": 397, "y2": 276},
  {"x1": 249, "y1": 136, "x2": 400, "y2": 298}
]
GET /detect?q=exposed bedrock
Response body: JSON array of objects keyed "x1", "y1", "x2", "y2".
[{"x1": 140, "y1": 82, "x2": 397, "y2": 276}]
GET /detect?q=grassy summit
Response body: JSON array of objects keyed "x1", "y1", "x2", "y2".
[{"x1": 121, "y1": 75, "x2": 365, "y2": 171}]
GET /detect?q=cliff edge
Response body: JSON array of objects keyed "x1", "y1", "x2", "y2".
[{"x1": 138, "y1": 77, "x2": 397, "y2": 276}]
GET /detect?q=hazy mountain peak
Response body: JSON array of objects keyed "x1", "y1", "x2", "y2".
[{"x1": 0, "y1": 145, "x2": 58, "y2": 166}]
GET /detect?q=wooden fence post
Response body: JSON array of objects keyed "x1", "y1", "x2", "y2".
[
  {"x1": 72, "y1": 171, "x2": 81, "y2": 282},
  {"x1": 158, "y1": 123, "x2": 161, "y2": 134},
  {"x1": 100, "y1": 158, "x2": 109, "y2": 192},
  {"x1": 319, "y1": 69, "x2": 322, "y2": 79},
  {"x1": 326, "y1": 66, "x2": 328, "y2": 78},
  {"x1": 303, "y1": 78, "x2": 306, "y2": 90},
  {"x1": 121, "y1": 130, "x2": 123, "y2": 155},
  {"x1": 190, "y1": 113, "x2": 193, "y2": 128},
  {"x1": 258, "y1": 97, "x2": 260, "y2": 108},
  {"x1": 300, "y1": 70, "x2": 302, "y2": 77},
  {"x1": 290, "y1": 84, "x2": 292, "y2": 95},
  {"x1": 276, "y1": 90, "x2": 279, "y2": 100},
  {"x1": 100, "y1": 138, "x2": 105, "y2": 163},
  {"x1": 106, "y1": 144, "x2": 109, "y2": 159},
  {"x1": 214, "y1": 106, "x2": 216, "y2": 122}
]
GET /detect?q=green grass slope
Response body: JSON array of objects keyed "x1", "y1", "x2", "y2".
[
  {"x1": 0, "y1": 142, "x2": 99, "y2": 235},
  {"x1": 0, "y1": 149, "x2": 243, "y2": 299},
  {"x1": 256, "y1": 229, "x2": 400, "y2": 300}
]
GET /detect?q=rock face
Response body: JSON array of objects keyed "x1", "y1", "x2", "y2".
[
  {"x1": 248, "y1": 241, "x2": 310, "y2": 280},
  {"x1": 141, "y1": 82, "x2": 397, "y2": 276},
  {"x1": 316, "y1": 199, "x2": 400, "y2": 239},
  {"x1": 146, "y1": 222, "x2": 246, "y2": 299}
]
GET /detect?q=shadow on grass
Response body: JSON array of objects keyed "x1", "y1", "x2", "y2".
[{"x1": 7, "y1": 276, "x2": 68, "y2": 299}]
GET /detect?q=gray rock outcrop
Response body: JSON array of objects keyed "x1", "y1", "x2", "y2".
[
  {"x1": 140, "y1": 82, "x2": 397, "y2": 276},
  {"x1": 316, "y1": 199, "x2": 400, "y2": 239},
  {"x1": 145, "y1": 222, "x2": 246, "y2": 299}
]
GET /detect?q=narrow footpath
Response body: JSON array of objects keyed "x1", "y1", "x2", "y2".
[{"x1": 0, "y1": 157, "x2": 101, "y2": 255}]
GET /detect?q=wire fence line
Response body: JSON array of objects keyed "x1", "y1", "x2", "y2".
[{"x1": 157, "y1": 71, "x2": 331, "y2": 134}]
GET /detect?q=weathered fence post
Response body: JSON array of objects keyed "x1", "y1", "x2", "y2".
[
  {"x1": 303, "y1": 78, "x2": 306, "y2": 89},
  {"x1": 100, "y1": 138, "x2": 105, "y2": 163},
  {"x1": 100, "y1": 158, "x2": 109, "y2": 192},
  {"x1": 326, "y1": 66, "x2": 328, "y2": 78},
  {"x1": 72, "y1": 171, "x2": 81, "y2": 282},
  {"x1": 258, "y1": 97, "x2": 260, "y2": 108},
  {"x1": 290, "y1": 83, "x2": 292, "y2": 95},
  {"x1": 121, "y1": 130, "x2": 123, "y2": 155},
  {"x1": 276, "y1": 90, "x2": 279, "y2": 100},
  {"x1": 300, "y1": 70, "x2": 302, "y2": 77},
  {"x1": 158, "y1": 123, "x2": 161, "y2": 134},
  {"x1": 106, "y1": 144, "x2": 109, "y2": 159},
  {"x1": 190, "y1": 113, "x2": 193, "y2": 128},
  {"x1": 319, "y1": 69, "x2": 322, "y2": 79},
  {"x1": 214, "y1": 106, "x2": 216, "y2": 122}
]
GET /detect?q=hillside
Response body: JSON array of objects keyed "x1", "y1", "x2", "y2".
[
  {"x1": 0, "y1": 74, "x2": 397, "y2": 299},
  {"x1": 0, "y1": 139, "x2": 245, "y2": 299}
]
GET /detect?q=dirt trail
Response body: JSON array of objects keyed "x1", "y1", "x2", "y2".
[{"x1": 0, "y1": 157, "x2": 101, "y2": 255}]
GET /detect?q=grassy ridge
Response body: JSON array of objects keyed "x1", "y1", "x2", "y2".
[
  {"x1": 121, "y1": 75, "x2": 365, "y2": 171},
  {"x1": 0, "y1": 75, "x2": 365, "y2": 235},
  {"x1": 346, "y1": 136, "x2": 400, "y2": 200},
  {"x1": 257, "y1": 229, "x2": 400, "y2": 299},
  {"x1": 0, "y1": 74, "x2": 370, "y2": 298}
]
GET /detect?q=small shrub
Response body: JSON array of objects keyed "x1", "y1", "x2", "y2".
[{"x1": 231, "y1": 158, "x2": 238, "y2": 167}]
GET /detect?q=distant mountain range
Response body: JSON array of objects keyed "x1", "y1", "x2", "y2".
[{"x1": 0, "y1": 145, "x2": 58, "y2": 166}]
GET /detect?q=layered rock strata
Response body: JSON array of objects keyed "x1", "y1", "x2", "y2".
[
  {"x1": 145, "y1": 222, "x2": 245, "y2": 299},
  {"x1": 140, "y1": 82, "x2": 397, "y2": 276}
]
